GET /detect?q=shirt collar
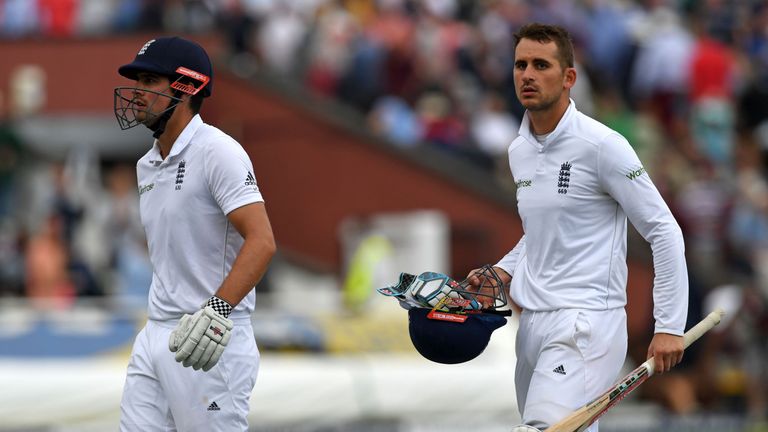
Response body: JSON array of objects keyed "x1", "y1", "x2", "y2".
[
  {"x1": 519, "y1": 99, "x2": 577, "y2": 147},
  {"x1": 147, "y1": 114, "x2": 203, "y2": 164}
]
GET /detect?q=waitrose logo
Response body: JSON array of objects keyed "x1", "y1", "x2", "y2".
[
  {"x1": 626, "y1": 167, "x2": 646, "y2": 180},
  {"x1": 138, "y1": 183, "x2": 154, "y2": 195}
]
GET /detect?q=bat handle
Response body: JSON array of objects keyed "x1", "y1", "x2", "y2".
[
  {"x1": 683, "y1": 309, "x2": 724, "y2": 348},
  {"x1": 639, "y1": 359, "x2": 655, "y2": 378},
  {"x1": 644, "y1": 308, "x2": 724, "y2": 378}
]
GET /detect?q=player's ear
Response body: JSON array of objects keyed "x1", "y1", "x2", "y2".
[{"x1": 563, "y1": 66, "x2": 576, "y2": 90}]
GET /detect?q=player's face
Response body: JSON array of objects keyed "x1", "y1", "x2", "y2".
[
  {"x1": 513, "y1": 39, "x2": 575, "y2": 112},
  {"x1": 131, "y1": 72, "x2": 173, "y2": 125}
]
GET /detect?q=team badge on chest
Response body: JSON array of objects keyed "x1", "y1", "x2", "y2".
[
  {"x1": 558, "y1": 161, "x2": 572, "y2": 194},
  {"x1": 175, "y1": 160, "x2": 186, "y2": 191}
]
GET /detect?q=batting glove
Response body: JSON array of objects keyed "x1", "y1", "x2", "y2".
[
  {"x1": 169, "y1": 297, "x2": 234, "y2": 372},
  {"x1": 510, "y1": 426, "x2": 542, "y2": 432}
]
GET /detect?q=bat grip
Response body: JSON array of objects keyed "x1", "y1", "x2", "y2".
[
  {"x1": 683, "y1": 309, "x2": 724, "y2": 348},
  {"x1": 643, "y1": 308, "x2": 724, "y2": 378}
]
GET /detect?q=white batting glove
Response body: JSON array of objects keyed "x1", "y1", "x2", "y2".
[
  {"x1": 510, "y1": 426, "x2": 542, "y2": 432},
  {"x1": 169, "y1": 297, "x2": 234, "y2": 372}
]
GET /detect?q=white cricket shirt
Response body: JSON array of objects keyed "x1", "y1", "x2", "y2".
[
  {"x1": 496, "y1": 100, "x2": 688, "y2": 335},
  {"x1": 137, "y1": 115, "x2": 264, "y2": 322}
]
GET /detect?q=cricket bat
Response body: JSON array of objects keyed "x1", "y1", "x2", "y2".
[{"x1": 545, "y1": 308, "x2": 725, "y2": 432}]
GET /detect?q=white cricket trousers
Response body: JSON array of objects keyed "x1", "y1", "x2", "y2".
[
  {"x1": 120, "y1": 318, "x2": 259, "y2": 432},
  {"x1": 515, "y1": 308, "x2": 627, "y2": 432}
]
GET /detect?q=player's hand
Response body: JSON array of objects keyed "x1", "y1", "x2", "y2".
[
  {"x1": 465, "y1": 266, "x2": 512, "y2": 309},
  {"x1": 466, "y1": 266, "x2": 511, "y2": 288},
  {"x1": 169, "y1": 306, "x2": 233, "y2": 371},
  {"x1": 647, "y1": 332, "x2": 684, "y2": 374}
]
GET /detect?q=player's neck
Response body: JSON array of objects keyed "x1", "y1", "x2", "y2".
[
  {"x1": 156, "y1": 111, "x2": 193, "y2": 159},
  {"x1": 528, "y1": 98, "x2": 569, "y2": 135}
]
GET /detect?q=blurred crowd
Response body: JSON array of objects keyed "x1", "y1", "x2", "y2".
[
  {"x1": 2, "y1": 0, "x2": 768, "y2": 425},
  {"x1": 0, "y1": 131, "x2": 152, "y2": 311}
]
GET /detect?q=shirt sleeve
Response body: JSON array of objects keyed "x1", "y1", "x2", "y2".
[
  {"x1": 598, "y1": 133, "x2": 688, "y2": 335},
  {"x1": 203, "y1": 138, "x2": 264, "y2": 215},
  {"x1": 495, "y1": 235, "x2": 526, "y2": 278}
]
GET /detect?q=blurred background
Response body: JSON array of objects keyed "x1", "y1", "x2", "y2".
[{"x1": 0, "y1": 0, "x2": 767, "y2": 431}]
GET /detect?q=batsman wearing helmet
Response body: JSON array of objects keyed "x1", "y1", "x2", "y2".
[
  {"x1": 114, "y1": 37, "x2": 276, "y2": 431},
  {"x1": 466, "y1": 23, "x2": 689, "y2": 432}
]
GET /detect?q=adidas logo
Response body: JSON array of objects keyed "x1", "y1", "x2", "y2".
[
  {"x1": 207, "y1": 401, "x2": 220, "y2": 411},
  {"x1": 553, "y1": 365, "x2": 566, "y2": 375},
  {"x1": 244, "y1": 171, "x2": 256, "y2": 186}
]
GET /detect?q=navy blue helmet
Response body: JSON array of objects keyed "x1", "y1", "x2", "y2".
[
  {"x1": 408, "y1": 307, "x2": 508, "y2": 364},
  {"x1": 114, "y1": 37, "x2": 212, "y2": 133},
  {"x1": 378, "y1": 265, "x2": 512, "y2": 364},
  {"x1": 118, "y1": 36, "x2": 213, "y2": 97}
]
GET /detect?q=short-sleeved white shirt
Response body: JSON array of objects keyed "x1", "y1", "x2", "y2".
[
  {"x1": 496, "y1": 100, "x2": 688, "y2": 335},
  {"x1": 136, "y1": 115, "x2": 264, "y2": 321}
]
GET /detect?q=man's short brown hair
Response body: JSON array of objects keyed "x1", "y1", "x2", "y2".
[{"x1": 513, "y1": 23, "x2": 575, "y2": 69}]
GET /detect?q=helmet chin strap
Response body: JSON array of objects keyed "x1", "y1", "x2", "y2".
[
  {"x1": 148, "y1": 104, "x2": 176, "y2": 138},
  {"x1": 147, "y1": 89, "x2": 183, "y2": 139}
]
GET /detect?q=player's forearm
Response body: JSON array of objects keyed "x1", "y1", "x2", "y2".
[
  {"x1": 215, "y1": 234, "x2": 276, "y2": 307},
  {"x1": 646, "y1": 221, "x2": 688, "y2": 335}
]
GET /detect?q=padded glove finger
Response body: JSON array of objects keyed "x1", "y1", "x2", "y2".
[
  {"x1": 193, "y1": 336, "x2": 219, "y2": 370},
  {"x1": 184, "y1": 334, "x2": 211, "y2": 368},
  {"x1": 174, "y1": 311, "x2": 211, "y2": 363},
  {"x1": 202, "y1": 343, "x2": 227, "y2": 372},
  {"x1": 169, "y1": 313, "x2": 193, "y2": 353}
]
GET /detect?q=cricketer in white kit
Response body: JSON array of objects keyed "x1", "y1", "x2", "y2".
[
  {"x1": 114, "y1": 36, "x2": 276, "y2": 431},
  {"x1": 467, "y1": 24, "x2": 689, "y2": 432}
]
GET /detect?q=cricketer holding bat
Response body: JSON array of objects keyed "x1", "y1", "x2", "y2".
[
  {"x1": 467, "y1": 23, "x2": 689, "y2": 432},
  {"x1": 113, "y1": 37, "x2": 276, "y2": 431}
]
